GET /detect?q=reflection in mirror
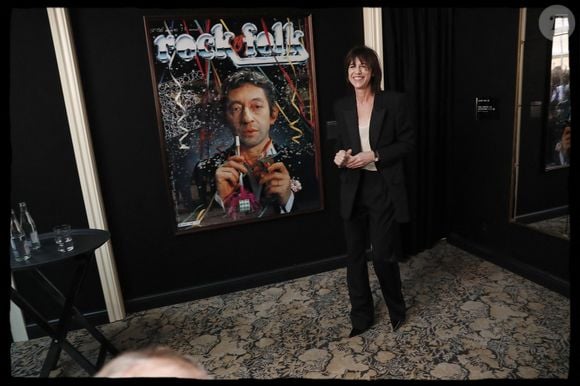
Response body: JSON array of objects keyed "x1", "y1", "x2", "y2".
[
  {"x1": 526, "y1": 214, "x2": 570, "y2": 240},
  {"x1": 545, "y1": 15, "x2": 571, "y2": 170},
  {"x1": 511, "y1": 8, "x2": 570, "y2": 240}
]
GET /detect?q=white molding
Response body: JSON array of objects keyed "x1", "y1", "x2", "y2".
[
  {"x1": 46, "y1": 7, "x2": 125, "y2": 322},
  {"x1": 511, "y1": 8, "x2": 527, "y2": 220},
  {"x1": 363, "y1": 7, "x2": 385, "y2": 90},
  {"x1": 10, "y1": 276, "x2": 29, "y2": 342}
]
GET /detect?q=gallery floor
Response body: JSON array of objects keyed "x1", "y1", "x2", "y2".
[{"x1": 10, "y1": 240, "x2": 570, "y2": 379}]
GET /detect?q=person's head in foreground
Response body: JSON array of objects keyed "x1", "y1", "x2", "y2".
[{"x1": 95, "y1": 346, "x2": 211, "y2": 379}]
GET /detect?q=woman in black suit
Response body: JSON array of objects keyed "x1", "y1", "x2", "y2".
[{"x1": 333, "y1": 46, "x2": 415, "y2": 337}]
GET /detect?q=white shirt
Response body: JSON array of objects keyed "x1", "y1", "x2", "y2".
[{"x1": 359, "y1": 125, "x2": 377, "y2": 171}]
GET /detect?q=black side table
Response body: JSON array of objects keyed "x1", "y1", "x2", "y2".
[{"x1": 10, "y1": 228, "x2": 119, "y2": 377}]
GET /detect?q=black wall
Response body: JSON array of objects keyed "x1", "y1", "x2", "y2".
[
  {"x1": 448, "y1": 7, "x2": 571, "y2": 295},
  {"x1": 10, "y1": 8, "x2": 99, "y2": 320},
  {"x1": 10, "y1": 8, "x2": 363, "y2": 335}
]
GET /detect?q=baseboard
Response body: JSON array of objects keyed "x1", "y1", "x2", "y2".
[
  {"x1": 515, "y1": 205, "x2": 569, "y2": 224},
  {"x1": 447, "y1": 233, "x2": 570, "y2": 298},
  {"x1": 24, "y1": 254, "x2": 348, "y2": 340},
  {"x1": 127, "y1": 254, "x2": 348, "y2": 312}
]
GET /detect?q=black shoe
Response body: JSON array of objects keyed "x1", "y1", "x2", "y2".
[
  {"x1": 391, "y1": 318, "x2": 405, "y2": 332},
  {"x1": 349, "y1": 326, "x2": 370, "y2": 337}
]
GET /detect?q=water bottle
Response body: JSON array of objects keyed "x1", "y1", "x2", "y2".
[
  {"x1": 10, "y1": 209, "x2": 31, "y2": 262},
  {"x1": 18, "y1": 202, "x2": 41, "y2": 250}
]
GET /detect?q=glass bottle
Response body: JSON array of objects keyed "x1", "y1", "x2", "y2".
[
  {"x1": 18, "y1": 202, "x2": 41, "y2": 250},
  {"x1": 11, "y1": 209, "x2": 31, "y2": 262}
]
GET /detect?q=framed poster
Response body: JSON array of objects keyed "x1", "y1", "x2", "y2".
[{"x1": 144, "y1": 12, "x2": 323, "y2": 233}]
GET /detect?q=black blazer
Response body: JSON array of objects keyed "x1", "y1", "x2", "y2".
[{"x1": 333, "y1": 90, "x2": 415, "y2": 222}]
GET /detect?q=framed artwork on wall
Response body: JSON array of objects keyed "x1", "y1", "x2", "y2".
[{"x1": 144, "y1": 12, "x2": 323, "y2": 233}]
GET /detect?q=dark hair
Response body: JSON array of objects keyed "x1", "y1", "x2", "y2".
[
  {"x1": 222, "y1": 69, "x2": 277, "y2": 113},
  {"x1": 344, "y1": 45, "x2": 382, "y2": 93}
]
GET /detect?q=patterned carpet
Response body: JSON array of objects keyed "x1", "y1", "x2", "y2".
[
  {"x1": 527, "y1": 215, "x2": 570, "y2": 240},
  {"x1": 10, "y1": 240, "x2": 570, "y2": 379}
]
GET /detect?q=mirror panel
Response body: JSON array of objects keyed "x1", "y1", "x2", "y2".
[
  {"x1": 511, "y1": 7, "x2": 570, "y2": 240},
  {"x1": 545, "y1": 15, "x2": 571, "y2": 170}
]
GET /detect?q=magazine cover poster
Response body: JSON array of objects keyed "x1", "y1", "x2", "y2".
[{"x1": 144, "y1": 14, "x2": 323, "y2": 233}]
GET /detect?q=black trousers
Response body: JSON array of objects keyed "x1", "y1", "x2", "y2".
[{"x1": 343, "y1": 170, "x2": 406, "y2": 329}]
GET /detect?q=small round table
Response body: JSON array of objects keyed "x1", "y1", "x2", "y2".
[{"x1": 10, "y1": 229, "x2": 119, "y2": 377}]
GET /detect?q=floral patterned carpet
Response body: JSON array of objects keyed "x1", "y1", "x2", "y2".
[
  {"x1": 527, "y1": 215, "x2": 570, "y2": 240},
  {"x1": 10, "y1": 240, "x2": 570, "y2": 379}
]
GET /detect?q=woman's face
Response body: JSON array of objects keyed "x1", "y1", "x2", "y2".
[{"x1": 348, "y1": 57, "x2": 372, "y2": 91}]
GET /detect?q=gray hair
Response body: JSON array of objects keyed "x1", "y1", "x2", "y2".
[{"x1": 95, "y1": 346, "x2": 210, "y2": 379}]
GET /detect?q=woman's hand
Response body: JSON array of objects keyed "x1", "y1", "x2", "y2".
[
  {"x1": 345, "y1": 150, "x2": 375, "y2": 169},
  {"x1": 334, "y1": 149, "x2": 352, "y2": 168}
]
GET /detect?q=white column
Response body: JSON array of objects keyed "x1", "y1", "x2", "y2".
[
  {"x1": 46, "y1": 7, "x2": 125, "y2": 322},
  {"x1": 10, "y1": 275, "x2": 29, "y2": 342},
  {"x1": 363, "y1": 7, "x2": 384, "y2": 90},
  {"x1": 511, "y1": 8, "x2": 527, "y2": 219}
]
